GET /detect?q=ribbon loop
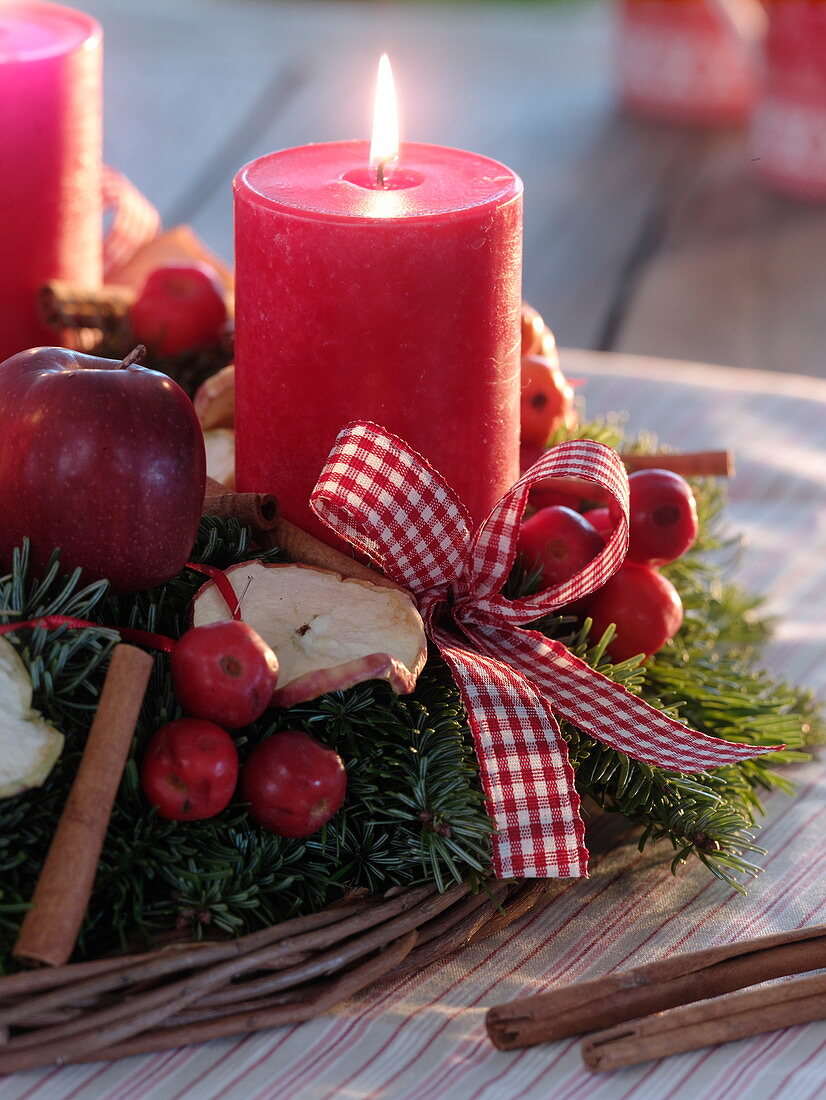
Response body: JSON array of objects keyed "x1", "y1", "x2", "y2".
[
  {"x1": 312, "y1": 421, "x2": 473, "y2": 594},
  {"x1": 311, "y1": 421, "x2": 776, "y2": 879},
  {"x1": 459, "y1": 439, "x2": 631, "y2": 628}
]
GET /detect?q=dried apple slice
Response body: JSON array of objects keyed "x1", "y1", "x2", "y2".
[
  {"x1": 203, "y1": 427, "x2": 235, "y2": 488},
  {"x1": 0, "y1": 637, "x2": 64, "y2": 799},
  {"x1": 191, "y1": 561, "x2": 427, "y2": 706},
  {"x1": 194, "y1": 363, "x2": 235, "y2": 431}
]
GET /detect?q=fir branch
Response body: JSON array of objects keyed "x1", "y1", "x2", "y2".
[
  {"x1": 513, "y1": 441, "x2": 820, "y2": 890},
  {"x1": 0, "y1": 437, "x2": 821, "y2": 966}
]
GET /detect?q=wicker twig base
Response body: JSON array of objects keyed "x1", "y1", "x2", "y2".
[{"x1": 0, "y1": 878, "x2": 555, "y2": 1073}]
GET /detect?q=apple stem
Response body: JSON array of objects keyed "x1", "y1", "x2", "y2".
[{"x1": 121, "y1": 345, "x2": 147, "y2": 369}]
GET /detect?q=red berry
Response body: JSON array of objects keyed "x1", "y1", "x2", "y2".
[
  {"x1": 242, "y1": 730, "x2": 347, "y2": 838},
  {"x1": 586, "y1": 563, "x2": 683, "y2": 662},
  {"x1": 141, "y1": 718, "x2": 238, "y2": 821},
  {"x1": 627, "y1": 469, "x2": 698, "y2": 566},
  {"x1": 520, "y1": 354, "x2": 577, "y2": 448},
  {"x1": 518, "y1": 506, "x2": 604, "y2": 589},
  {"x1": 129, "y1": 262, "x2": 227, "y2": 357},
  {"x1": 529, "y1": 485, "x2": 584, "y2": 513},
  {"x1": 582, "y1": 506, "x2": 617, "y2": 541},
  {"x1": 171, "y1": 620, "x2": 279, "y2": 728}
]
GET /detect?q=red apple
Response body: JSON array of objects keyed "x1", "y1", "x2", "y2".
[
  {"x1": 129, "y1": 262, "x2": 227, "y2": 357},
  {"x1": 520, "y1": 354, "x2": 577, "y2": 448},
  {"x1": 0, "y1": 347, "x2": 206, "y2": 592},
  {"x1": 518, "y1": 505, "x2": 604, "y2": 589}
]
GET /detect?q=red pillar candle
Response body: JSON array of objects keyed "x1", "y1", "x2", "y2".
[
  {"x1": 0, "y1": 2, "x2": 102, "y2": 362},
  {"x1": 233, "y1": 138, "x2": 523, "y2": 544}
]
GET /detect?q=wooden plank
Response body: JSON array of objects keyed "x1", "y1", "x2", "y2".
[
  {"x1": 614, "y1": 128, "x2": 826, "y2": 377},
  {"x1": 88, "y1": 1, "x2": 826, "y2": 377},
  {"x1": 81, "y1": 0, "x2": 308, "y2": 222},
  {"x1": 166, "y1": 0, "x2": 694, "y2": 350}
]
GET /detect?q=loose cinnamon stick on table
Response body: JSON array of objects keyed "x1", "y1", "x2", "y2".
[
  {"x1": 618, "y1": 451, "x2": 734, "y2": 478},
  {"x1": 582, "y1": 971, "x2": 826, "y2": 1073},
  {"x1": 13, "y1": 645, "x2": 154, "y2": 968},
  {"x1": 485, "y1": 923, "x2": 826, "y2": 1051}
]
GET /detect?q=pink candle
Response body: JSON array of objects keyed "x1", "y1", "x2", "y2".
[
  {"x1": 0, "y1": 2, "x2": 102, "y2": 362},
  {"x1": 233, "y1": 137, "x2": 522, "y2": 544}
]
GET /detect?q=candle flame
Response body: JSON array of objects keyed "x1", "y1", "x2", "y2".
[{"x1": 370, "y1": 54, "x2": 399, "y2": 186}]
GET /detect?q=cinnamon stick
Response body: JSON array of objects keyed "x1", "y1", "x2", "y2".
[
  {"x1": 38, "y1": 280, "x2": 135, "y2": 334},
  {"x1": 259, "y1": 518, "x2": 405, "y2": 593},
  {"x1": 618, "y1": 451, "x2": 734, "y2": 478},
  {"x1": 202, "y1": 479, "x2": 279, "y2": 532},
  {"x1": 582, "y1": 971, "x2": 826, "y2": 1073},
  {"x1": 485, "y1": 923, "x2": 826, "y2": 1050},
  {"x1": 206, "y1": 479, "x2": 402, "y2": 592},
  {"x1": 13, "y1": 645, "x2": 154, "y2": 968}
]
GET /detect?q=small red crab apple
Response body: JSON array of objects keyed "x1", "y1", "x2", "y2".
[
  {"x1": 520, "y1": 354, "x2": 577, "y2": 448},
  {"x1": 518, "y1": 506, "x2": 604, "y2": 589},
  {"x1": 129, "y1": 262, "x2": 228, "y2": 357},
  {"x1": 242, "y1": 730, "x2": 347, "y2": 838},
  {"x1": 586, "y1": 562, "x2": 684, "y2": 662},
  {"x1": 141, "y1": 718, "x2": 239, "y2": 821},
  {"x1": 582, "y1": 505, "x2": 617, "y2": 542},
  {"x1": 627, "y1": 469, "x2": 699, "y2": 566},
  {"x1": 171, "y1": 620, "x2": 279, "y2": 728}
]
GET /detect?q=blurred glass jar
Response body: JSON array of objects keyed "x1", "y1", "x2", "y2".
[
  {"x1": 752, "y1": 1, "x2": 826, "y2": 199},
  {"x1": 617, "y1": 1, "x2": 757, "y2": 125}
]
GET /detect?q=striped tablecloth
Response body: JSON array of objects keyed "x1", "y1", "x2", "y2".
[{"x1": 6, "y1": 352, "x2": 825, "y2": 1100}]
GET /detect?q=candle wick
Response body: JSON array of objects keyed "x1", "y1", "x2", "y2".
[{"x1": 376, "y1": 160, "x2": 386, "y2": 189}]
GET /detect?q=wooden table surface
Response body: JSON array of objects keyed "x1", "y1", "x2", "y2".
[
  {"x1": 84, "y1": 0, "x2": 826, "y2": 379},
  {"x1": 84, "y1": 0, "x2": 826, "y2": 380}
]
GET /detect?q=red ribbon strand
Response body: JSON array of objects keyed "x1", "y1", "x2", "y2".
[{"x1": 0, "y1": 615, "x2": 176, "y2": 653}]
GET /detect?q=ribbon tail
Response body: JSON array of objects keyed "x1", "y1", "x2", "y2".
[
  {"x1": 432, "y1": 627, "x2": 588, "y2": 880},
  {"x1": 471, "y1": 625, "x2": 781, "y2": 771}
]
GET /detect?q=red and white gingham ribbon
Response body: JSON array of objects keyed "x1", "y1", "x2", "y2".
[
  {"x1": 102, "y1": 165, "x2": 162, "y2": 279},
  {"x1": 311, "y1": 421, "x2": 775, "y2": 880}
]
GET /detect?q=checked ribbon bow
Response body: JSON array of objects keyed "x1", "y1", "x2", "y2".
[{"x1": 311, "y1": 422, "x2": 772, "y2": 879}]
